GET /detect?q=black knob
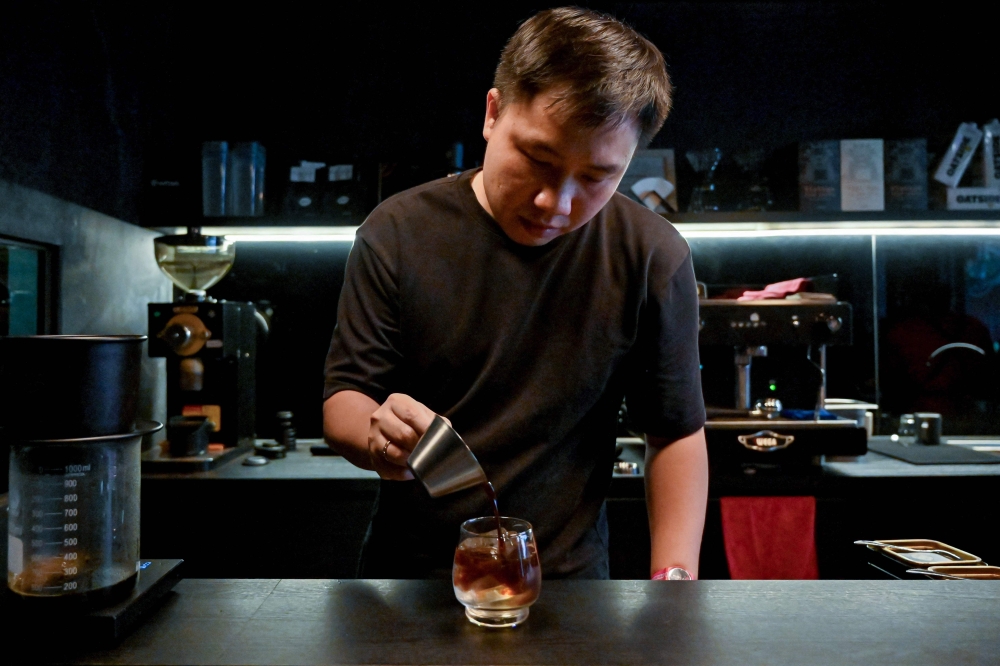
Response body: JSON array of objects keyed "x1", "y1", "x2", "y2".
[
  {"x1": 255, "y1": 442, "x2": 286, "y2": 459},
  {"x1": 280, "y1": 427, "x2": 297, "y2": 451},
  {"x1": 159, "y1": 323, "x2": 192, "y2": 351}
]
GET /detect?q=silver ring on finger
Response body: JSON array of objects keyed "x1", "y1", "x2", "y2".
[{"x1": 382, "y1": 440, "x2": 392, "y2": 462}]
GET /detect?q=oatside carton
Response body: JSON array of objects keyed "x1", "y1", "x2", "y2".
[
  {"x1": 983, "y1": 119, "x2": 1000, "y2": 190},
  {"x1": 934, "y1": 122, "x2": 983, "y2": 187},
  {"x1": 946, "y1": 188, "x2": 1000, "y2": 210}
]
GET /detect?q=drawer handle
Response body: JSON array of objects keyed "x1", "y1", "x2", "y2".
[{"x1": 737, "y1": 430, "x2": 795, "y2": 452}]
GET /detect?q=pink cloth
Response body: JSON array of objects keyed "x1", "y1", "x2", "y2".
[
  {"x1": 720, "y1": 496, "x2": 820, "y2": 579},
  {"x1": 737, "y1": 277, "x2": 809, "y2": 301}
]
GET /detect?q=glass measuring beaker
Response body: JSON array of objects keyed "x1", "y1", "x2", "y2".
[{"x1": 6, "y1": 420, "x2": 161, "y2": 605}]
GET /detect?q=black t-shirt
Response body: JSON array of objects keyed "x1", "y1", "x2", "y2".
[{"x1": 324, "y1": 169, "x2": 704, "y2": 579}]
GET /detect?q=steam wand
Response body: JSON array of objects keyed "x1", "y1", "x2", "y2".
[
  {"x1": 734, "y1": 345, "x2": 767, "y2": 410},
  {"x1": 806, "y1": 344, "x2": 827, "y2": 421}
]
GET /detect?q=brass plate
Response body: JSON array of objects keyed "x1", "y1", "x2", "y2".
[{"x1": 870, "y1": 539, "x2": 981, "y2": 568}]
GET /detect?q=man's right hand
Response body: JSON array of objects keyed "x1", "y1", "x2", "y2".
[
  {"x1": 323, "y1": 389, "x2": 445, "y2": 481},
  {"x1": 367, "y1": 393, "x2": 441, "y2": 480}
]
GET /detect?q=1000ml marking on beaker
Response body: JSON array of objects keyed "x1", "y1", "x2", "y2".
[{"x1": 16, "y1": 465, "x2": 89, "y2": 594}]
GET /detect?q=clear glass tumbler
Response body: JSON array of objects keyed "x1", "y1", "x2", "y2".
[
  {"x1": 226, "y1": 142, "x2": 266, "y2": 217},
  {"x1": 452, "y1": 516, "x2": 541, "y2": 628},
  {"x1": 201, "y1": 141, "x2": 228, "y2": 217}
]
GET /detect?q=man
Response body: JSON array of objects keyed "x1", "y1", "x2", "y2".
[{"x1": 323, "y1": 7, "x2": 707, "y2": 581}]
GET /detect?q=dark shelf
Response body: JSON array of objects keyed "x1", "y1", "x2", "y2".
[{"x1": 148, "y1": 210, "x2": 1000, "y2": 230}]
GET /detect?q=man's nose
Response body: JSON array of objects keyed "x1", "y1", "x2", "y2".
[{"x1": 535, "y1": 183, "x2": 573, "y2": 218}]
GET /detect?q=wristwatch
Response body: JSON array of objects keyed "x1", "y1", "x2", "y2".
[{"x1": 652, "y1": 566, "x2": 694, "y2": 580}]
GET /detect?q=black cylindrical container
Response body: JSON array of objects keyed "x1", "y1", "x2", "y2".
[{"x1": 0, "y1": 335, "x2": 146, "y2": 439}]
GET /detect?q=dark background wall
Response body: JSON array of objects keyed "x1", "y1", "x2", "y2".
[
  {"x1": 3, "y1": 2, "x2": 998, "y2": 225},
  {"x1": 0, "y1": 178, "x2": 172, "y2": 491},
  {"x1": 208, "y1": 241, "x2": 352, "y2": 439},
  {"x1": 3, "y1": 1, "x2": 999, "y2": 437}
]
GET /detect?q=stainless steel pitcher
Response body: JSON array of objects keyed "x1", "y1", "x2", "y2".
[{"x1": 407, "y1": 416, "x2": 486, "y2": 498}]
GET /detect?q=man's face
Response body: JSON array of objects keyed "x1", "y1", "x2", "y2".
[{"x1": 477, "y1": 88, "x2": 639, "y2": 246}]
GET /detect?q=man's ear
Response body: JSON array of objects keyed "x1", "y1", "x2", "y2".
[{"x1": 483, "y1": 88, "x2": 501, "y2": 141}]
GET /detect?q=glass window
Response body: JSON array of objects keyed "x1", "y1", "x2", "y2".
[{"x1": 0, "y1": 238, "x2": 51, "y2": 336}]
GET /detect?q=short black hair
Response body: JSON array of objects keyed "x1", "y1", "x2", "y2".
[{"x1": 494, "y1": 7, "x2": 673, "y2": 144}]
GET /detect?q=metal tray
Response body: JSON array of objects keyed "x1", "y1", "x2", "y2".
[
  {"x1": 924, "y1": 565, "x2": 1000, "y2": 580},
  {"x1": 705, "y1": 417, "x2": 862, "y2": 430},
  {"x1": 866, "y1": 539, "x2": 982, "y2": 568}
]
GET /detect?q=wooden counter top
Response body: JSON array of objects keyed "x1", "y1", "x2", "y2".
[{"x1": 50, "y1": 578, "x2": 1000, "y2": 665}]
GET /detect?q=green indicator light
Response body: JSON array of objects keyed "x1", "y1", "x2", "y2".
[
  {"x1": 769, "y1": 384, "x2": 777, "y2": 391},
  {"x1": 153, "y1": 311, "x2": 161, "y2": 317}
]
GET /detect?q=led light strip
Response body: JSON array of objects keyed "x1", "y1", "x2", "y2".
[
  {"x1": 674, "y1": 219, "x2": 1000, "y2": 238},
  {"x1": 225, "y1": 232, "x2": 358, "y2": 242},
  {"x1": 161, "y1": 220, "x2": 1000, "y2": 242},
  {"x1": 162, "y1": 226, "x2": 361, "y2": 242}
]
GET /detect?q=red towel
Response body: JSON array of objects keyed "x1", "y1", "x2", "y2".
[
  {"x1": 720, "y1": 496, "x2": 819, "y2": 579},
  {"x1": 737, "y1": 277, "x2": 810, "y2": 301}
]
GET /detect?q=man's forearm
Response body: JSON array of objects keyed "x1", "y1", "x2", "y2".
[
  {"x1": 323, "y1": 390, "x2": 380, "y2": 470},
  {"x1": 644, "y1": 428, "x2": 709, "y2": 577}
]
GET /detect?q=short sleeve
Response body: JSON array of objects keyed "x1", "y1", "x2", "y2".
[
  {"x1": 624, "y1": 245, "x2": 706, "y2": 441},
  {"x1": 323, "y1": 234, "x2": 401, "y2": 404}
]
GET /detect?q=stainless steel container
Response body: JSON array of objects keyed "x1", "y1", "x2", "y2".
[
  {"x1": 824, "y1": 398, "x2": 878, "y2": 437},
  {"x1": 407, "y1": 416, "x2": 486, "y2": 498},
  {"x1": 914, "y1": 412, "x2": 943, "y2": 445}
]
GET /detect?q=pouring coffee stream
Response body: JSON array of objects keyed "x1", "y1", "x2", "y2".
[
  {"x1": 482, "y1": 481, "x2": 504, "y2": 552},
  {"x1": 407, "y1": 416, "x2": 504, "y2": 548}
]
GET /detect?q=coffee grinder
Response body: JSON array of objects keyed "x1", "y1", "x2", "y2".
[{"x1": 147, "y1": 228, "x2": 256, "y2": 463}]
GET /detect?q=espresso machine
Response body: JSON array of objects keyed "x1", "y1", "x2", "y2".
[
  {"x1": 146, "y1": 228, "x2": 256, "y2": 469},
  {"x1": 699, "y1": 297, "x2": 868, "y2": 464}
]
